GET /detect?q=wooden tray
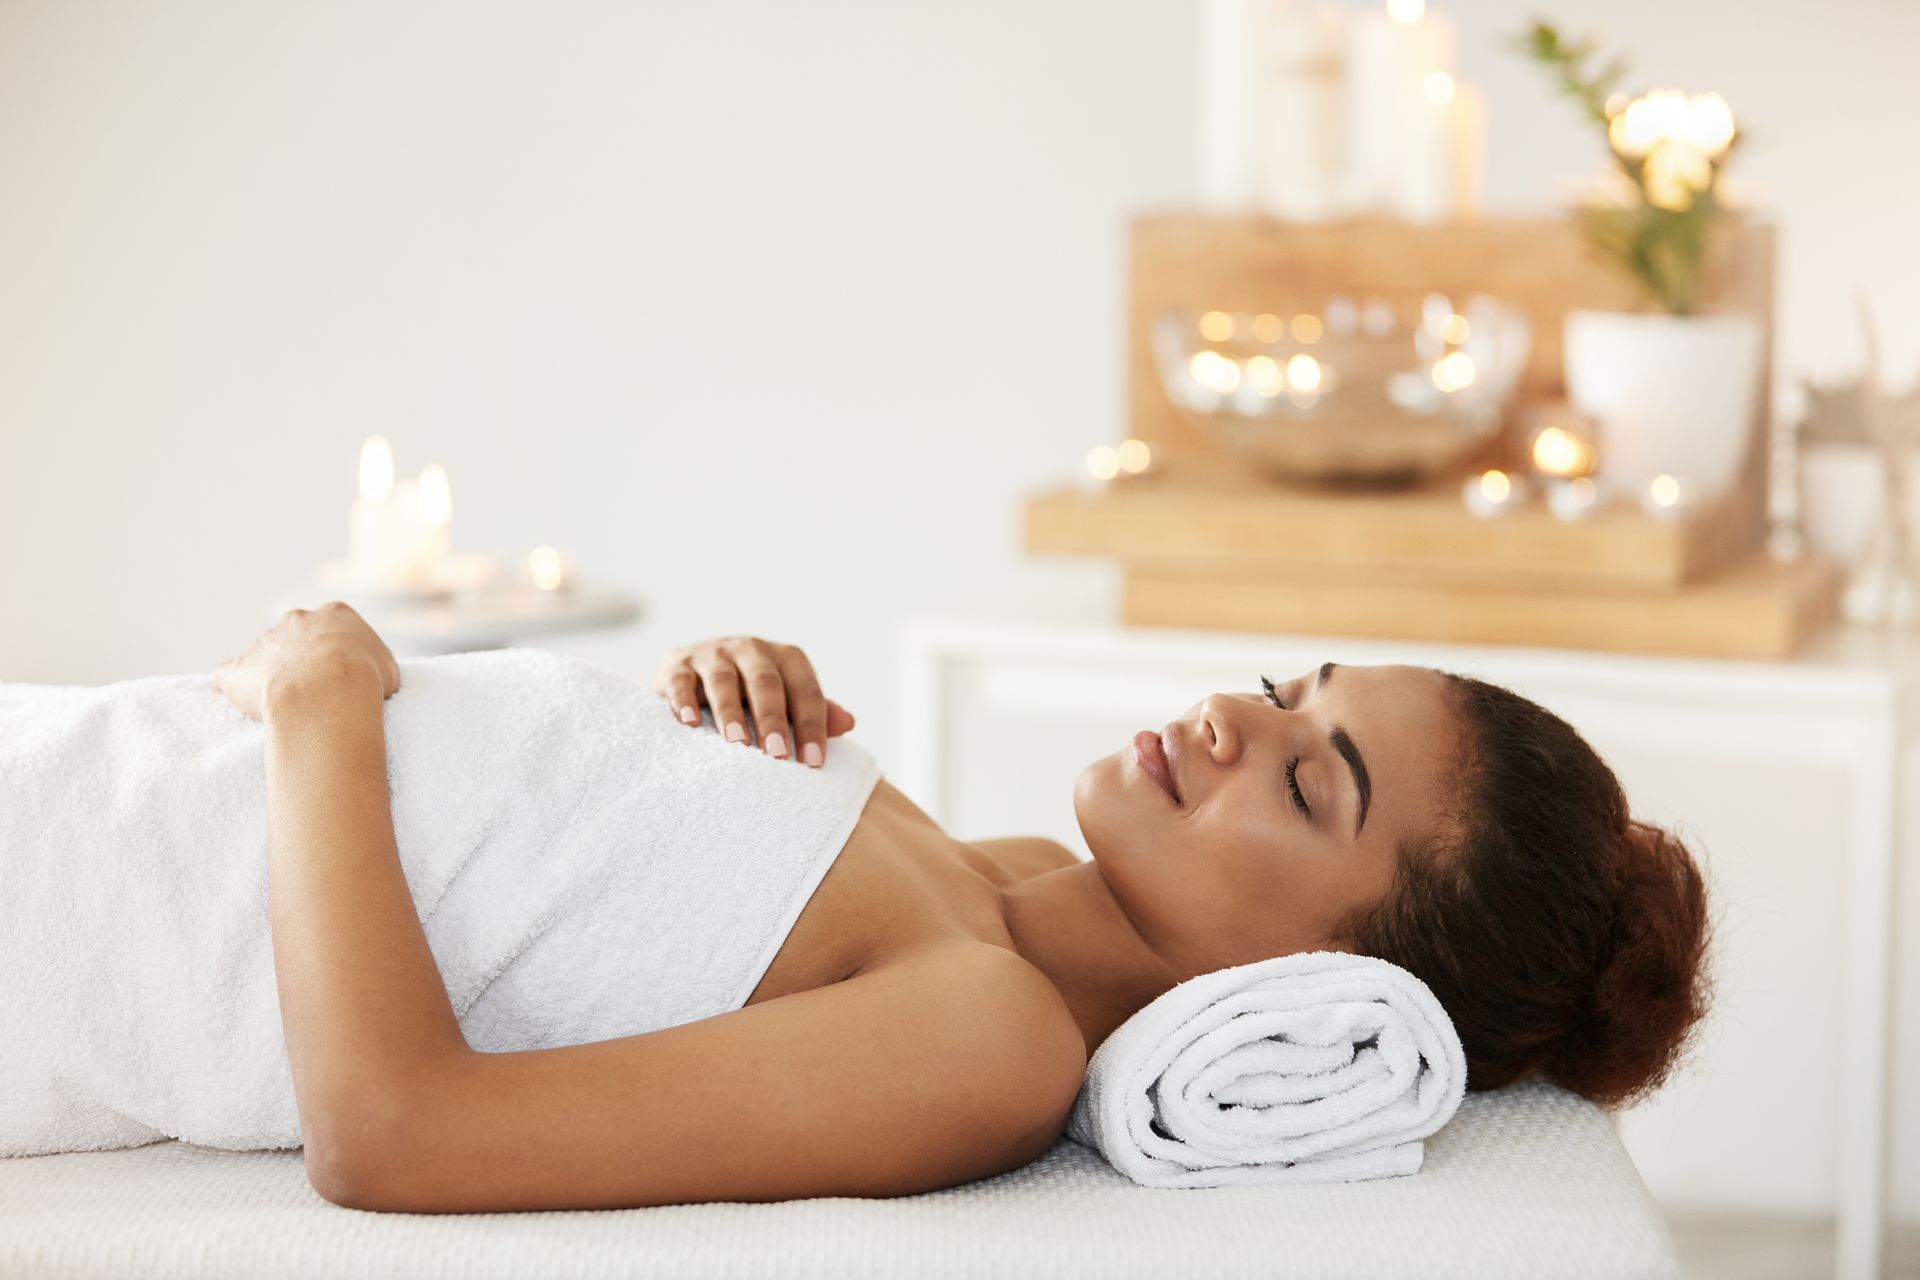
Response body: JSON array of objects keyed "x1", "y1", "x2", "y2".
[
  {"x1": 1119, "y1": 552, "x2": 1842, "y2": 661},
  {"x1": 1024, "y1": 478, "x2": 1758, "y2": 590}
]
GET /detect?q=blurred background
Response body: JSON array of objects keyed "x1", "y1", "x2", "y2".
[{"x1": 2, "y1": 1, "x2": 1917, "y2": 1274}]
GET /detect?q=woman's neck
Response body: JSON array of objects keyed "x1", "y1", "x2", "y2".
[{"x1": 997, "y1": 860, "x2": 1181, "y2": 1059}]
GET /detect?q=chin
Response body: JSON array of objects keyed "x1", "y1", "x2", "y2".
[{"x1": 1072, "y1": 751, "x2": 1141, "y2": 864}]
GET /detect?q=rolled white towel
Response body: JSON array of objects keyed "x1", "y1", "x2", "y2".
[{"x1": 1067, "y1": 949, "x2": 1468, "y2": 1187}]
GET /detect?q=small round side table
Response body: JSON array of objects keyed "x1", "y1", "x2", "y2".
[{"x1": 271, "y1": 579, "x2": 644, "y2": 657}]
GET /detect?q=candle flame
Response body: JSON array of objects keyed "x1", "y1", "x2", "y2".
[
  {"x1": 417, "y1": 465, "x2": 451, "y2": 526},
  {"x1": 1531, "y1": 426, "x2": 1591, "y2": 478},
  {"x1": 1116, "y1": 439, "x2": 1152, "y2": 475},
  {"x1": 1432, "y1": 352, "x2": 1477, "y2": 392},
  {"x1": 1246, "y1": 354, "x2": 1284, "y2": 395},
  {"x1": 1188, "y1": 350, "x2": 1242, "y2": 394},
  {"x1": 1285, "y1": 353, "x2": 1323, "y2": 393},
  {"x1": 529, "y1": 545, "x2": 565, "y2": 590},
  {"x1": 358, "y1": 436, "x2": 394, "y2": 503}
]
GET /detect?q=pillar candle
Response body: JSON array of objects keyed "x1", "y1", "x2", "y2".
[
  {"x1": 349, "y1": 477, "x2": 427, "y2": 588},
  {"x1": 1393, "y1": 78, "x2": 1484, "y2": 222},
  {"x1": 1258, "y1": 3, "x2": 1348, "y2": 221},
  {"x1": 1343, "y1": 3, "x2": 1454, "y2": 214},
  {"x1": 1196, "y1": 0, "x2": 1266, "y2": 208},
  {"x1": 1449, "y1": 81, "x2": 1486, "y2": 217}
]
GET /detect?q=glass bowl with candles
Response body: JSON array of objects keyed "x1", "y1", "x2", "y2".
[{"x1": 1152, "y1": 294, "x2": 1532, "y2": 486}]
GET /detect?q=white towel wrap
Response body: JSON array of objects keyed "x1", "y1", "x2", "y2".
[
  {"x1": 0, "y1": 648, "x2": 882, "y2": 1157},
  {"x1": 1067, "y1": 949, "x2": 1468, "y2": 1187}
]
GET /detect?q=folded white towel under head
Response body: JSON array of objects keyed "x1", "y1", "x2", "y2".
[{"x1": 1067, "y1": 949, "x2": 1467, "y2": 1187}]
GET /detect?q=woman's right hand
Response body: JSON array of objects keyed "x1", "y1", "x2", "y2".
[{"x1": 649, "y1": 636, "x2": 855, "y2": 767}]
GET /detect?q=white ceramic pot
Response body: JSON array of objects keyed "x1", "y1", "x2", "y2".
[{"x1": 1563, "y1": 309, "x2": 1764, "y2": 501}]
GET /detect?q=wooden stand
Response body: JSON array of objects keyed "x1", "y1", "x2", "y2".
[
  {"x1": 1121, "y1": 552, "x2": 1841, "y2": 661},
  {"x1": 1020, "y1": 211, "x2": 1843, "y2": 660}
]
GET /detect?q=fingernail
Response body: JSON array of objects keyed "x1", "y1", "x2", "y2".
[
  {"x1": 725, "y1": 722, "x2": 746, "y2": 743},
  {"x1": 803, "y1": 742, "x2": 822, "y2": 767},
  {"x1": 679, "y1": 705, "x2": 699, "y2": 725},
  {"x1": 765, "y1": 732, "x2": 787, "y2": 758}
]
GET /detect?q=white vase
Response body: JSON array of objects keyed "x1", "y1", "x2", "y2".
[{"x1": 1563, "y1": 309, "x2": 1764, "y2": 501}]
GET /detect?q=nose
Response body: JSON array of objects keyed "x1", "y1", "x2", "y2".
[{"x1": 1197, "y1": 692, "x2": 1253, "y2": 764}]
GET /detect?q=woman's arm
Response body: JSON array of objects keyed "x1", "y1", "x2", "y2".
[
  {"x1": 215, "y1": 604, "x2": 469, "y2": 1184},
  {"x1": 262, "y1": 661, "x2": 468, "y2": 1176},
  {"x1": 322, "y1": 941, "x2": 1088, "y2": 1213}
]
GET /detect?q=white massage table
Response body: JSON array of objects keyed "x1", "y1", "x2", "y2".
[{"x1": 1, "y1": 1081, "x2": 1678, "y2": 1278}]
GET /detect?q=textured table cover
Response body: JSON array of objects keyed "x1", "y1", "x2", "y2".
[{"x1": 0, "y1": 1081, "x2": 1680, "y2": 1280}]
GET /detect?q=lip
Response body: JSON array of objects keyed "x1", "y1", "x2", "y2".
[{"x1": 1133, "y1": 728, "x2": 1180, "y2": 804}]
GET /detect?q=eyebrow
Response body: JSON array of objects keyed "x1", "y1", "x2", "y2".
[{"x1": 1315, "y1": 662, "x2": 1372, "y2": 837}]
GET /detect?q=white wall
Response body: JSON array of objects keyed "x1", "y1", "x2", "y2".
[{"x1": 2, "y1": 0, "x2": 1917, "y2": 1223}]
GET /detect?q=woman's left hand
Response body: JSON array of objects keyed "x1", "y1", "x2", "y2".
[{"x1": 214, "y1": 602, "x2": 402, "y2": 722}]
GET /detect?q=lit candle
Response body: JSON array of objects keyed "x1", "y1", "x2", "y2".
[
  {"x1": 416, "y1": 464, "x2": 452, "y2": 580},
  {"x1": 1448, "y1": 81, "x2": 1486, "y2": 217},
  {"x1": 1641, "y1": 473, "x2": 1686, "y2": 521},
  {"x1": 345, "y1": 438, "x2": 455, "y2": 590},
  {"x1": 1545, "y1": 475, "x2": 1603, "y2": 521},
  {"x1": 1082, "y1": 444, "x2": 1122, "y2": 489},
  {"x1": 1462, "y1": 468, "x2": 1524, "y2": 518},
  {"x1": 1196, "y1": 0, "x2": 1264, "y2": 209},
  {"x1": 1530, "y1": 425, "x2": 1596, "y2": 480},
  {"x1": 1345, "y1": 0, "x2": 1456, "y2": 214},
  {"x1": 348, "y1": 436, "x2": 418, "y2": 588},
  {"x1": 527, "y1": 545, "x2": 573, "y2": 594},
  {"x1": 1396, "y1": 74, "x2": 1485, "y2": 222},
  {"x1": 1258, "y1": 3, "x2": 1349, "y2": 222},
  {"x1": 1115, "y1": 438, "x2": 1155, "y2": 477}
]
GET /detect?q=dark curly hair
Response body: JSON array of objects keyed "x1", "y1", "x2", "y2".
[{"x1": 1332, "y1": 671, "x2": 1714, "y2": 1109}]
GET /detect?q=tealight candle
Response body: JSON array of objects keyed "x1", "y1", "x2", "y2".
[
  {"x1": 1462, "y1": 468, "x2": 1524, "y2": 518},
  {"x1": 1545, "y1": 475, "x2": 1602, "y2": 521},
  {"x1": 527, "y1": 545, "x2": 573, "y2": 594},
  {"x1": 1114, "y1": 438, "x2": 1155, "y2": 477},
  {"x1": 1640, "y1": 473, "x2": 1686, "y2": 521},
  {"x1": 1530, "y1": 425, "x2": 1596, "y2": 480},
  {"x1": 1082, "y1": 444, "x2": 1121, "y2": 487}
]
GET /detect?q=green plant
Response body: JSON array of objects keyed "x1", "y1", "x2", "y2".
[{"x1": 1514, "y1": 21, "x2": 1740, "y2": 315}]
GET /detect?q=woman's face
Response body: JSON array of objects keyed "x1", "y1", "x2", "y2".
[{"x1": 1073, "y1": 661, "x2": 1461, "y2": 981}]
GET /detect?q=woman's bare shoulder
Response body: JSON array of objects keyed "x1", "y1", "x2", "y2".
[{"x1": 874, "y1": 939, "x2": 1089, "y2": 1140}]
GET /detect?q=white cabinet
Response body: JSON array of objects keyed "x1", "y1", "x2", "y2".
[{"x1": 894, "y1": 618, "x2": 1915, "y2": 1280}]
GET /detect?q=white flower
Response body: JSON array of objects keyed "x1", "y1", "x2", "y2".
[
  {"x1": 1643, "y1": 139, "x2": 1713, "y2": 211},
  {"x1": 1683, "y1": 92, "x2": 1736, "y2": 159},
  {"x1": 1609, "y1": 88, "x2": 1691, "y2": 159}
]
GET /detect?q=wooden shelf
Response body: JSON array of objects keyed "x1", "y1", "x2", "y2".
[
  {"x1": 1024, "y1": 478, "x2": 1758, "y2": 591},
  {"x1": 1119, "y1": 552, "x2": 1842, "y2": 661}
]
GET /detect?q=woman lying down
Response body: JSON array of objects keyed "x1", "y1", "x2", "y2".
[{"x1": 0, "y1": 604, "x2": 1710, "y2": 1211}]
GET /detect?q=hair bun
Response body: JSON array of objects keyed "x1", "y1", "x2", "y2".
[{"x1": 1541, "y1": 819, "x2": 1713, "y2": 1109}]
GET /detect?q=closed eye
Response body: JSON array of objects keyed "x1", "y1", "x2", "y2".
[
  {"x1": 1261, "y1": 675, "x2": 1311, "y2": 818},
  {"x1": 1284, "y1": 757, "x2": 1309, "y2": 817},
  {"x1": 1260, "y1": 673, "x2": 1286, "y2": 710}
]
